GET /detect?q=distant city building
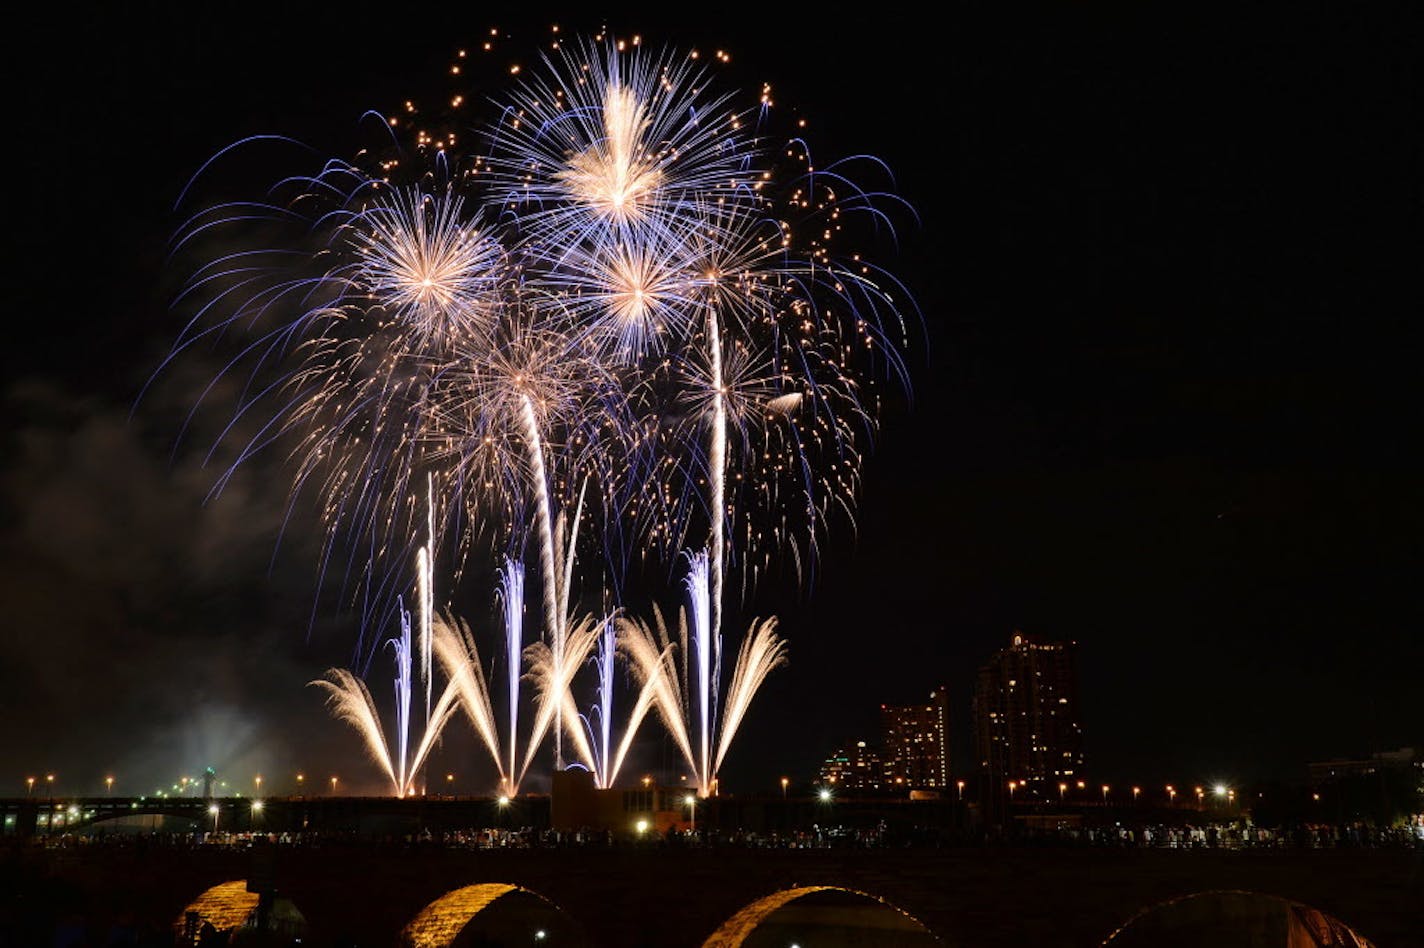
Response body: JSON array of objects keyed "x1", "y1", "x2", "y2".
[
  {"x1": 819, "y1": 741, "x2": 885, "y2": 792},
  {"x1": 881, "y1": 688, "x2": 950, "y2": 791},
  {"x1": 973, "y1": 632, "x2": 1084, "y2": 791},
  {"x1": 1308, "y1": 747, "x2": 1421, "y2": 787}
]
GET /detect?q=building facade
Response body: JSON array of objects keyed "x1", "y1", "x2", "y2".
[
  {"x1": 818, "y1": 741, "x2": 885, "y2": 792},
  {"x1": 972, "y1": 632, "x2": 1085, "y2": 791},
  {"x1": 881, "y1": 688, "x2": 950, "y2": 792}
]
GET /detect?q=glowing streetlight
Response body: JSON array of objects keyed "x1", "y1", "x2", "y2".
[
  {"x1": 46, "y1": 774, "x2": 55, "y2": 796},
  {"x1": 1132, "y1": 786, "x2": 1140, "y2": 803},
  {"x1": 818, "y1": 787, "x2": 832, "y2": 803},
  {"x1": 1058, "y1": 782, "x2": 1068, "y2": 802},
  {"x1": 635, "y1": 819, "x2": 649, "y2": 835},
  {"x1": 208, "y1": 803, "x2": 220, "y2": 832},
  {"x1": 1167, "y1": 784, "x2": 1176, "y2": 804},
  {"x1": 642, "y1": 775, "x2": 651, "y2": 788},
  {"x1": 781, "y1": 776, "x2": 789, "y2": 799},
  {"x1": 1008, "y1": 781, "x2": 1017, "y2": 800},
  {"x1": 105, "y1": 776, "x2": 114, "y2": 795},
  {"x1": 1214, "y1": 784, "x2": 1228, "y2": 799},
  {"x1": 330, "y1": 776, "x2": 338, "y2": 795},
  {"x1": 1101, "y1": 784, "x2": 1110, "y2": 804},
  {"x1": 255, "y1": 775, "x2": 262, "y2": 793},
  {"x1": 1312, "y1": 792, "x2": 1321, "y2": 802},
  {"x1": 957, "y1": 779, "x2": 966, "y2": 802},
  {"x1": 1194, "y1": 786, "x2": 1204, "y2": 807},
  {"x1": 251, "y1": 800, "x2": 264, "y2": 813},
  {"x1": 26, "y1": 777, "x2": 35, "y2": 797},
  {"x1": 296, "y1": 773, "x2": 305, "y2": 792},
  {"x1": 497, "y1": 795, "x2": 510, "y2": 806},
  {"x1": 686, "y1": 794, "x2": 697, "y2": 832},
  {"x1": 446, "y1": 773, "x2": 455, "y2": 793}
]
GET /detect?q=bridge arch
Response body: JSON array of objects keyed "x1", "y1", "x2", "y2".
[
  {"x1": 400, "y1": 882, "x2": 586, "y2": 947},
  {"x1": 173, "y1": 879, "x2": 307, "y2": 943},
  {"x1": 1103, "y1": 889, "x2": 1376, "y2": 947},
  {"x1": 702, "y1": 884, "x2": 942, "y2": 947}
]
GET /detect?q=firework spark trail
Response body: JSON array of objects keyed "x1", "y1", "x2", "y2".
[
  {"x1": 684, "y1": 549, "x2": 715, "y2": 793},
  {"x1": 520, "y1": 616, "x2": 602, "y2": 785},
  {"x1": 589, "y1": 617, "x2": 616, "y2": 787},
  {"x1": 309, "y1": 669, "x2": 397, "y2": 793},
  {"x1": 616, "y1": 607, "x2": 698, "y2": 788},
  {"x1": 308, "y1": 666, "x2": 461, "y2": 796},
  {"x1": 496, "y1": 557, "x2": 524, "y2": 794},
  {"x1": 392, "y1": 598, "x2": 414, "y2": 793},
  {"x1": 714, "y1": 617, "x2": 787, "y2": 774},
  {"x1": 431, "y1": 612, "x2": 506, "y2": 789}
]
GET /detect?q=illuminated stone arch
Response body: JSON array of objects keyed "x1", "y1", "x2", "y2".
[
  {"x1": 703, "y1": 885, "x2": 942, "y2": 947},
  {"x1": 173, "y1": 879, "x2": 307, "y2": 942},
  {"x1": 1103, "y1": 890, "x2": 1376, "y2": 947},
  {"x1": 173, "y1": 880, "x2": 259, "y2": 939},
  {"x1": 400, "y1": 882, "x2": 584, "y2": 947}
]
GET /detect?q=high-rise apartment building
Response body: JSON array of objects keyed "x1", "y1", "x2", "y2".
[
  {"x1": 881, "y1": 687, "x2": 950, "y2": 791},
  {"x1": 972, "y1": 632, "x2": 1084, "y2": 790},
  {"x1": 818, "y1": 740, "x2": 885, "y2": 792}
]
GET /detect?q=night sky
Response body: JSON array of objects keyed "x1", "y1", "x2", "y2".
[{"x1": 3, "y1": 6, "x2": 1418, "y2": 799}]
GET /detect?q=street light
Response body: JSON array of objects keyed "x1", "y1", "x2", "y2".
[
  {"x1": 1101, "y1": 784, "x2": 1110, "y2": 805},
  {"x1": 208, "y1": 803, "x2": 220, "y2": 832},
  {"x1": 1058, "y1": 782, "x2": 1068, "y2": 802},
  {"x1": 296, "y1": 773, "x2": 305, "y2": 792},
  {"x1": 26, "y1": 777, "x2": 35, "y2": 797},
  {"x1": 106, "y1": 776, "x2": 114, "y2": 795},
  {"x1": 957, "y1": 780, "x2": 966, "y2": 802},
  {"x1": 46, "y1": 774, "x2": 55, "y2": 797},
  {"x1": 686, "y1": 794, "x2": 696, "y2": 832},
  {"x1": 818, "y1": 787, "x2": 832, "y2": 803},
  {"x1": 1167, "y1": 784, "x2": 1176, "y2": 804},
  {"x1": 330, "y1": 776, "x2": 338, "y2": 795},
  {"x1": 1132, "y1": 786, "x2": 1140, "y2": 803},
  {"x1": 781, "y1": 776, "x2": 789, "y2": 799},
  {"x1": 1195, "y1": 786, "x2": 1204, "y2": 807},
  {"x1": 1008, "y1": 781, "x2": 1017, "y2": 800},
  {"x1": 255, "y1": 775, "x2": 262, "y2": 793}
]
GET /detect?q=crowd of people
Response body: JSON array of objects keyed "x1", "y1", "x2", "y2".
[{"x1": 14, "y1": 816, "x2": 1424, "y2": 852}]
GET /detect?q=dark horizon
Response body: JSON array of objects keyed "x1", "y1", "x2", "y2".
[{"x1": 2, "y1": 6, "x2": 1418, "y2": 800}]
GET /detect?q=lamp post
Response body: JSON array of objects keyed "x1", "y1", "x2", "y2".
[
  {"x1": 1008, "y1": 781, "x2": 1017, "y2": 801},
  {"x1": 1101, "y1": 784, "x2": 1110, "y2": 805},
  {"x1": 1195, "y1": 786, "x2": 1204, "y2": 808},
  {"x1": 26, "y1": 777, "x2": 35, "y2": 797},
  {"x1": 296, "y1": 773, "x2": 304, "y2": 794},
  {"x1": 1132, "y1": 786, "x2": 1140, "y2": 804},
  {"x1": 106, "y1": 776, "x2": 114, "y2": 796},
  {"x1": 46, "y1": 774, "x2": 55, "y2": 798},
  {"x1": 781, "y1": 776, "x2": 789, "y2": 799},
  {"x1": 255, "y1": 775, "x2": 262, "y2": 794},
  {"x1": 957, "y1": 780, "x2": 966, "y2": 802},
  {"x1": 208, "y1": 803, "x2": 220, "y2": 833},
  {"x1": 1167, "y1": 785, "x2": 1176, "y2": 805},
  {"x1": 330, "y1": 776, "x2": 338, "y2": 796},
  {"x1": 686, "y1": 794, "x2": 696, "y2": 833},
  {"x1": 1058, "y1": 782, "x2": 1067, "y2": 802}
]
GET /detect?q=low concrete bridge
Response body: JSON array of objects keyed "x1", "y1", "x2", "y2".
[{"x1": 4, "y1": 841, "x2": 1420, "y2": 946}]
